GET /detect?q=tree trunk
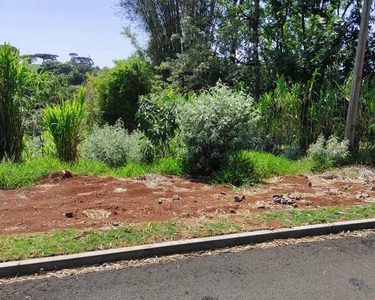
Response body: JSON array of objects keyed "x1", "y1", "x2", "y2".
[
  {"x1": 252, "y1": 0, "x2": 260, "y2": 102},
  {"x1": 344, "y1": 0, "x2": 372, "y2": 149}
]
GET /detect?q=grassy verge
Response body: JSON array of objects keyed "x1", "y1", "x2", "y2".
[
  {"x1": 1, "y1": 204, "x2": 375, "y2": 262},
  {"x1": 0, "y1": 151, "x2": 317, "y2": 189},
  {"x1": 0, "y1": 157, "x2": 183, "y2": 189}
]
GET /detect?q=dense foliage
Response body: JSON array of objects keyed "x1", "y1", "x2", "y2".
[
  {"x1": 137, "y1": 90, "x2": 180, "y2": 159},
  {"x1": 89, "y1": 56, "x2": 152, "y2": 130},
  {"x1": 0, "y1": 44, "x2": 30, "y2": 162},
  {"x1": 179, "y1": 83, "x2": 259, "y2": 174}
]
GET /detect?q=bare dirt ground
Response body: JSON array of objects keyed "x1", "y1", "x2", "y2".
[{"x1": 1, "y1": 166, "x2": 375, "y2": 234}]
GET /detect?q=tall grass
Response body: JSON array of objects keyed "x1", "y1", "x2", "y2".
[
  {"x1": 0, "y1": 43, "x2": 29, "y2": 162},
  {"x1": 43, "y1": 87, "x2": 86, "y2": 162}
]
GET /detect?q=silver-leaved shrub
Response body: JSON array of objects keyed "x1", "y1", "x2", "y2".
[
  {"x1": 307, "y1": 135, "x2": 349, "y2": 168},
  {"x1": 179, "y1": 83, "x2": 259, "y2": 174},
  {"x1": 81, "y1": 120, "x2": 143, "y2": 167}
]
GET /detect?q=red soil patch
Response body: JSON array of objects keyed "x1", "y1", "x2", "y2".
[{"x1": 1, "y1": 170, "x2": 375, "y2": 234}]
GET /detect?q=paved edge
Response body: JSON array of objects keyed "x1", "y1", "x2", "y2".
[{"x1": 1, "y1": 218, "x2": 375, "y2": 278}]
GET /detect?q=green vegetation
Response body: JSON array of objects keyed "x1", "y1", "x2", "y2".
[
  {"x1": 88, "y1": 56, "x2": 152, "y2": 130},
  {"x1": 2, "y1": 204, "x2": 375, "y2": 262},
  {"x1": 0, "y1": 156, "x2": 183, "y2": 189},
  {"x1": 214, "y1": 151, "x2": 315, "y2": 186},
  {"x1": 0, "y1": 43, "x2": 30, "y2": 162},
  {"x1": 179, "y1": 83, "x2": 259, "y2": 174},
  {"x1": 43, "y1": 87, "x2": 87, "y2": 162}
]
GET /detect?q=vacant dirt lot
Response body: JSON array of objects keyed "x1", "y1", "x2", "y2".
[{"x1": 1, "y1": 167, "x2": 375, "y2": 234}]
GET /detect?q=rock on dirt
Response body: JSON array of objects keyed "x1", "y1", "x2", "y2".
[
  {"x1": 234, "y1": 195, "x2": 245, "y2": 202},
  {"x1": 64, "y1": 212, "x2": 74, "y2": 218},
  {"x1": 356, "y1": 193, "x2": 370, "y2": 200},
  {"x1": 114, "y1": 188, "x2": 127, "y2": 193},
  {"x1": 273, "y1": 194, "x2": 283, "y2": 204},
  {"x1": 172, "y1": 195, "x2": 180, "y2": 201},
  {"x1": 158, "y1": 199, "x2": 163, "y2": 205},
  {"x1": 329, "y1": 188, "x2": 339, "y2": 196},
  {"x1": 256, "y1": 201, "x2": 266, "y2": 209}
]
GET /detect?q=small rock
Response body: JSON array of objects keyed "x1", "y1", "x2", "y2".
[
  {"x1": 234, "y1": 195, "x2": 245, "y2": 202},
  {"x1": 357, "y1": 193, "x2": 370, "y2": 200},
  {"x1": 281, "y1": 198, "x2": 288, "y2": 205},
  {"x1": 62, "y1": 170, "x2": 73, "y2": 179},
  {"x1": 329, "y1": 188, "x2": 339, "y2": 196},
  {"x1": 158, "y1": 199, "x2": 163, "y2": 204},
  {"x1": 288, "y1": 193, "x2": 301, "y2": 200},
  {"x1": 114, "y1": 187, "x2": 127, "y2": 193},
  {"x1": 291, "y1": 203, "x2": 298, "y2": 208},
  {"x1": 181, "y1": 212, "x2": 190, "y2": 217},
  {"x1": 287, "y1": 199, "x2": 296, "y2": 205},
  {"x1": 220, "y1": 192, "x2": 227, "y2": 196},
  {"x1": 112, "y1": 222, "x2": 120, "y2": 227},
  {"x1": 229, "y1": 209, "x2": 236, "y2": 214},
  {"x1": 39, "y1": 268, "x2": 46, "y2": 275},
  {"x1": 256, "y1": 201, "x2": 266, "y2": 209},
  {"x1": 64, "y1": 212, "x2": 73, "y2": 218},
  {"x1": 273, "y1": 195, "x2": 282, "y2": 204},
  {"x1": 307, "y1": 182, "x2": 312, "y2": 188},
  {"x1": 172, "y1": 195, "x2": 180, "y2": 201}
]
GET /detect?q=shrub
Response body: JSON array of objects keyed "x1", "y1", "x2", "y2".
[
  {"x1": 179, "y1": 83, "x2": 259, "y2": 174},
  {"x1": 0, "y1": 43, "x2": 30, "y2": 162},
  {"x1": 81, "y1": 121, "x2": 143, "y2": 167},
  {"x1": 213, "y1": 151, "x2": 255, "y2": 186},
  {"x1": 89, "y1": 56, "x2": 152, "y2": 131},
  {"x1": 43, "y1": 87, "x2": 86, "y2": 162},
  {"x1": 307, "y1": 135, "x2": 349, "y2": 169},
  {"x1": 137, "y1": 90, "x2": 180, "y2": 160}
]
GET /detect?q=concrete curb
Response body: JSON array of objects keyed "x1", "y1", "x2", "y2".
[{"x1": 2, "y1": 218, "x2": 375, "y2": 278}]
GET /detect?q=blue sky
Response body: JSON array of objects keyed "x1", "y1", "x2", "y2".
[{"x1": 0, "y1": 0, "x2": 141, "y2": 67}]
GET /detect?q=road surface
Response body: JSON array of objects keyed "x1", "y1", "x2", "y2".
[{"x1": 2, "y1": 235, "x2": 375, "y2": 299}]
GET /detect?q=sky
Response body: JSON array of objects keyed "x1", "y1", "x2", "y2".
[{"x1": 0, "y1": 0, "x2": 142, "y2": 67}]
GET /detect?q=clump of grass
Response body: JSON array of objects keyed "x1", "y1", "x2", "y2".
[
  {"x1": 247, "y1": 151, "x2": 315, "y2": 178},
  {"x1": 213, "y1": 150, "x2": 315, "y2": 187},
  {"x1": 0, "y1": 43, "x2": 29, "y2": 162},
  {"x1": 43, "y1": 87, "x2": 86, "y2": 162}
]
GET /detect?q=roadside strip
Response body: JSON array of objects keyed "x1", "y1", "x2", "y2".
[{"x1": 2, "y1": 218, "x2": 375, "y2": 278}]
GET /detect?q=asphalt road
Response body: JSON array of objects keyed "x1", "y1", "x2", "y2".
[{"x1": 2, "y1": 235, "x2": 375, "y2": 300}]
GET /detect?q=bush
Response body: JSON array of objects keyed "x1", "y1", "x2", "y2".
[
  {"x1": 81, "y1": 121, "x2": 143, "y2": 167},
  {"x1": 137, "y1": 90, "x2": 180, "y2": 160},
  {"x1": 179, "y1": 83, "x2": 259, "y2": 174},
  {"x1": 43, "y1": 87, "x2": 86, "y2": 162},
  {"x1": 213, "y1": 151, "x2": 255, "y2": 186},
  {"x1": 89, "y1": 56, "x2": 152, "y2": 131},
  {"x1": 307, "y1": 135, "x2": 350, "y2": 169}
]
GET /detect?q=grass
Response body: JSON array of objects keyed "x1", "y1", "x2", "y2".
[
  {"x1": 213, "y1": 151, "x2": 316, "y2": 186},
  {"x1": 0, "y1": 156, "x2": 183, "y2": 189},
  {"x1": 1, "y1": 204, "x2": 375, "y2": 262},
  {"x1": 0, "y1": 151, "x2": 311, "y2": 189}
]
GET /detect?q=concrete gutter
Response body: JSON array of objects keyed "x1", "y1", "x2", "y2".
[{"x1": 2, "y1": 218, "x2": 375, "y2": 278}]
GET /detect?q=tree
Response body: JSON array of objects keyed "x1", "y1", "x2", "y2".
[
  {"x1": 345, "y1": 0, "x2": 372, "y2": 148},
  {"x1": 34, "y1": 53, "x2": 59, "y2": 64},
  {"x1": 89, "y1": 56, "x2": 152, "y2": 130}
]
